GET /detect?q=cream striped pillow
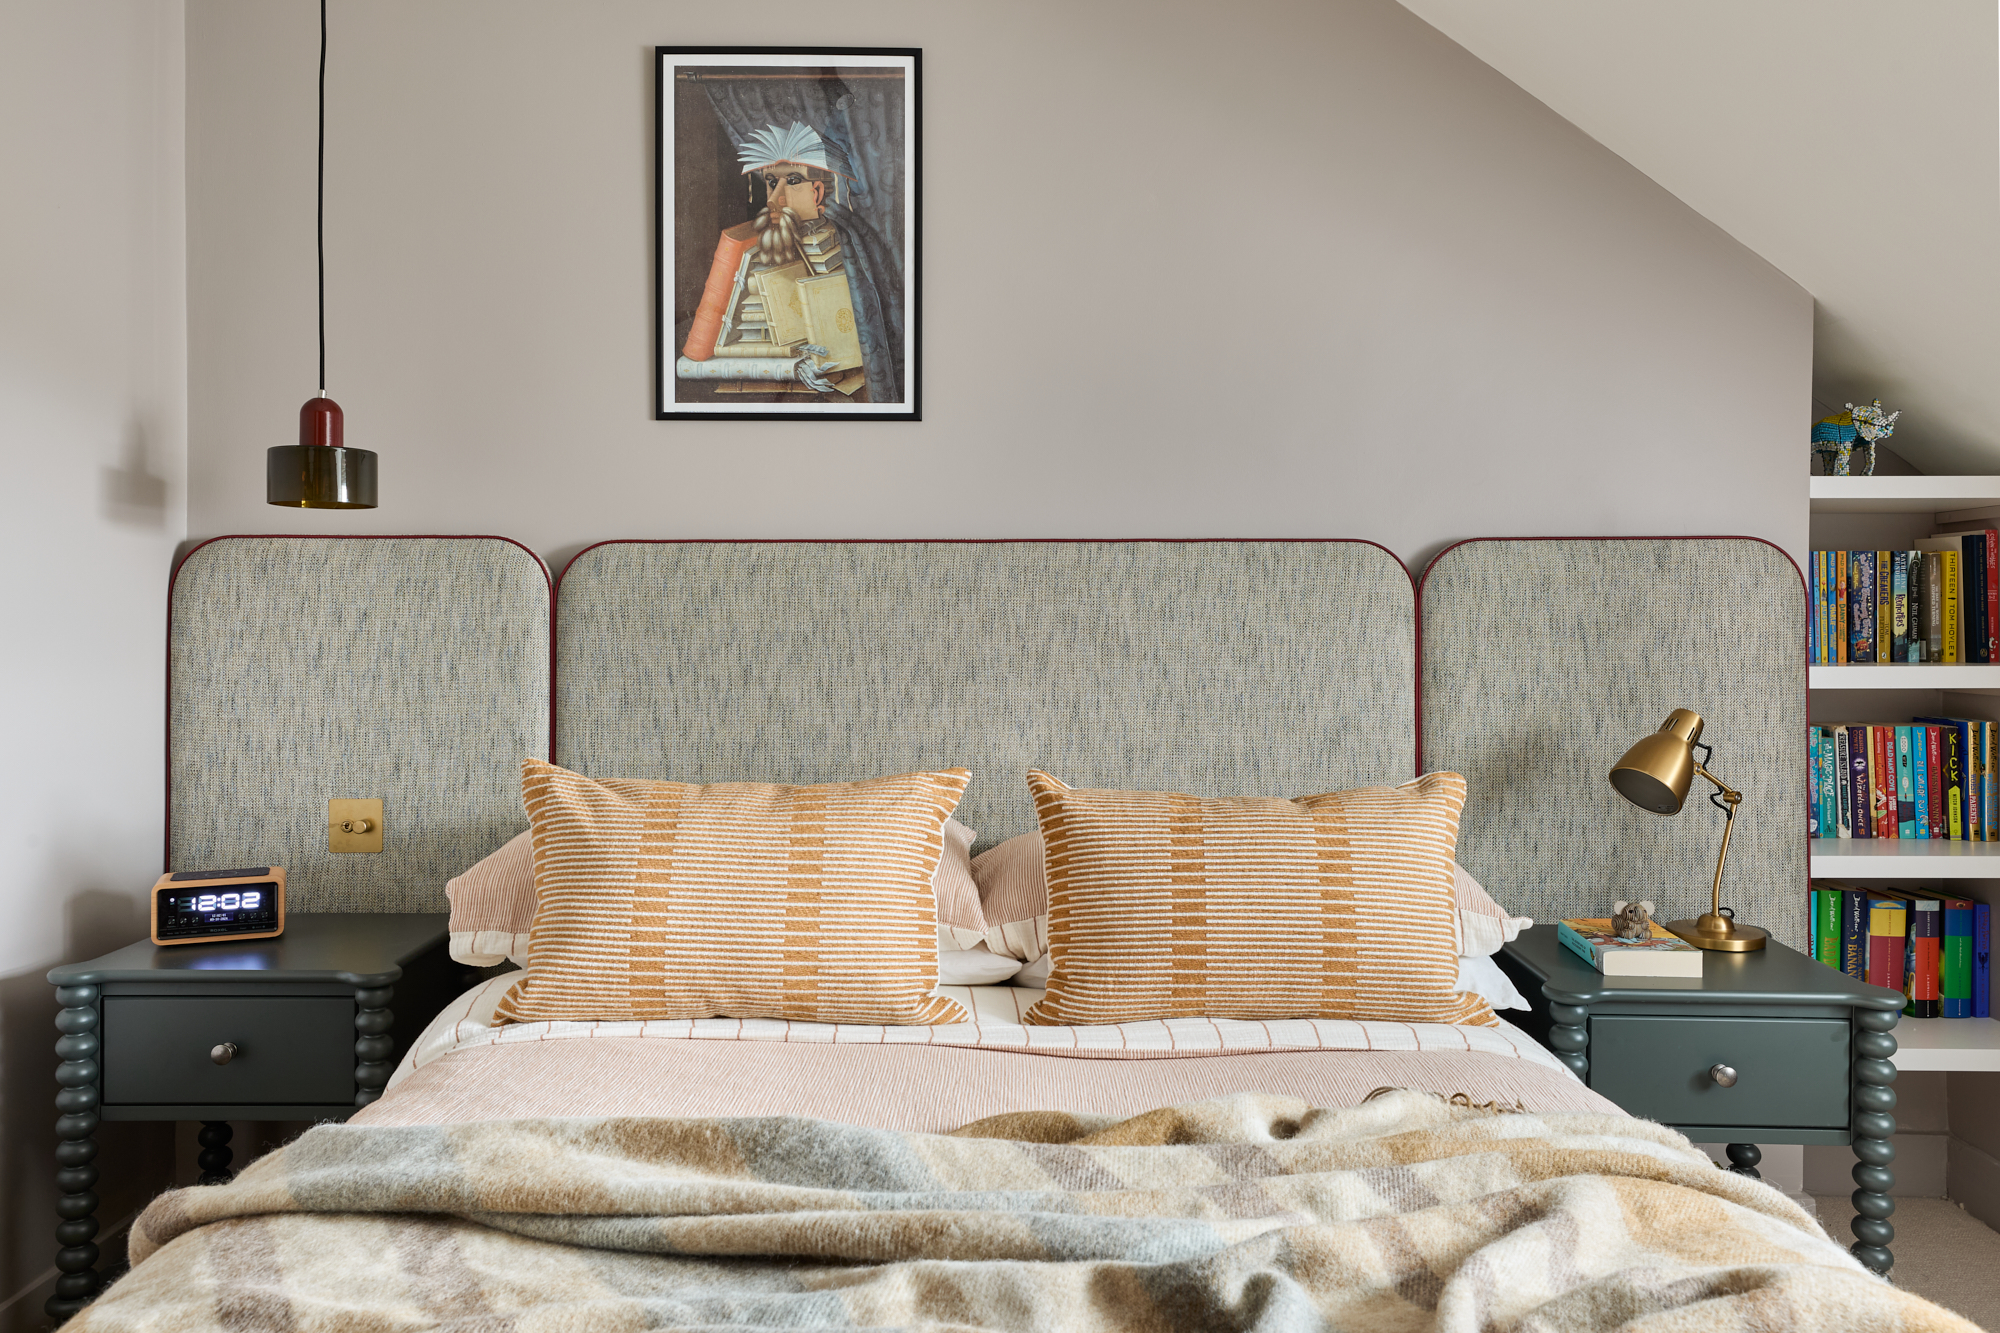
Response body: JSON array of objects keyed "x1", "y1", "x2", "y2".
[
  {"x1": 1023, "y1": 769, "x2": 1494, "y2": 1027},
  {"x1": 496, "y1": 758, "x2": 971, "y2": 1026}
]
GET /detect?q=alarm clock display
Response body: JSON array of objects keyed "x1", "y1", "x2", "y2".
[{"x1": 150, "y1": 867, "x2": 287, "y2": 945}]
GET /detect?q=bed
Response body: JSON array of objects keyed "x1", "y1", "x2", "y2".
[{"x1": 77, "y1": 535, "x2": 1971, "y2": 1331}]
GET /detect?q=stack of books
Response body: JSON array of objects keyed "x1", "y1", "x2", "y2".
[
  {"x1": 1556, "y1": 917, "x2": 1703, "y2": 977},
  {"x1": 1810, "y1": 884, "x2": 1992, "y2": 1018},
  {"x1": 1808, "y1": 720, "x2": 1997, "y2": 840},
  {"x1": 1810, "y1": 531, "x2": 1998, "y2": 665}
]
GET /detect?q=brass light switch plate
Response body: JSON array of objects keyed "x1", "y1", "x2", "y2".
[{"x1": 328, "y1": 798, "x2": 384, "y2": 853}]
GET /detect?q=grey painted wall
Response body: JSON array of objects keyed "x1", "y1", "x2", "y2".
[
  {"x1": 1, "y1": 2, "x2": 186, "y2": 1322},
  {"x1": 185, "y1": 0, "x2": 1810, "y2": 576}
]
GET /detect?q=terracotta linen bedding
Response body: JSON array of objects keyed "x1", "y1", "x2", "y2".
[{"x1": 83, "y1": 1089, "x2": 1969, "y2": 1332}]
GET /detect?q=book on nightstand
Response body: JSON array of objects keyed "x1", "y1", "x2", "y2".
[{"x1": 1556, "y1": 918, "x2": 1703, "y2": 977}]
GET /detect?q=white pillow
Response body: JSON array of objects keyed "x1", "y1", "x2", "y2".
[
  {"x1": 1013, "y1": 951, "x2": 1529, "y2": 1012},
  {"x1": 1456, "y1": 953, "x2": 1530, "y2": 1010},
  {"x1": 936, "y1": 940, "x2": 1023, "y2": 986}
]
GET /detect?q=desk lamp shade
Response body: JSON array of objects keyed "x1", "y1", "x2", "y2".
[
  {"x1": 1609, "y1": 708, "x2": 1702, "y2": 814},
  {"x1": 266, "y1": 398, "x2": 377, "y2": 508}
]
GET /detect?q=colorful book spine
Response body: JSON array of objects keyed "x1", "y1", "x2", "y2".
[
  {"x1": 1927, "y1": 550, "x2": 1944, "y2": 660},
  {"x1": 1910, "y1": 897, "x2": 1941, "y2": 1019},
  {"x1": 1891, "y1": 550, "x2": 1910, "y2": 661},
  {"x1": 1808, "y1": 730, "x2": 1822, "y2": 838},
  {"x1": 1848, "y1": 725, "x2": 1872, "y2": 838},
  {"x1": 1895, "y1": 725, "x2": 1914, "y2": 838},
  {"x1": 1809, "y1": 557, "x2": 1820, "y2": 664},
  {"x1": 1969, "y1": 720, "x2": 1983, "y2": 841},
  {"x1": 1960, "y1": 532, "x2": 1976, "y2": 660},
  {"x1": 1808, "y1": 888, "x2": 1821, "y2": 962},
  {"x1": 1877, "y1": 549, "x2": 1892, "y2": 662},
  {"x1": 1816, "y1": 887, "x2": 1842, "y2": 969},
  {"x1": 1913, "y1": 723, "x2": 1931, "y2": 838},
  {"x1": 1975, "y1": 902, "x2": 1992, "y2": 1019},
  {"x1": 1927, "y1": 724, "x2": 1946, "y2": 838},
  {"x1": 1943, "y1": 898, "x2": 1973, "y2": 1019},
  {"x1": 1842, "y1": 888, "x2": 1867, "y2": 979},
  {"x1": 1818, "y1": 727, "x2": 1838, "y2": 837},
  {"x1": 1943, "y1": 550, "x2": 1961, "y2": 662},
  {"x1": 1985, "y1": 528, "x2": 1998, "y2": 663},
  {"x1": 1907, "y1": 549, "x2": 1927, "y2": 660},
  {"x1": 1872, "y1": 725, "x2": 1894, "y2": 838},
  {"x1": 1837, "y1": 551, "x2": 1850, "y2": 664},
  {"x1": 1867, "y1": 896, "x2": 1908, "y2": 993},
  {"x1": 1976, "y1": 720, "x2": 1992, "y2": 836},
  {"x1": 1850, "y1": 552, "x2": 1877, "y2": 661}
]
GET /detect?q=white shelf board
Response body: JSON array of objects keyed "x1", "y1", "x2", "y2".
[
  {"x1": 1810, "y1": 476, "x2": 2000, "y2": 514},
  {"x1": 1890, "y1": 1016, "x2": 2000, "y2": 1072},
  {"x1": 1810, "y1": 664, "x2": 2000, "y2": 693},
  {"x1": 1810, "y1": 839, "x2": 2000, "y2": 878}
]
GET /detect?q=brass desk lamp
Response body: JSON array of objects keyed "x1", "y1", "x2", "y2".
[{"x1": 1608, "y1": 708, "x2": 1768, "y2": 952}]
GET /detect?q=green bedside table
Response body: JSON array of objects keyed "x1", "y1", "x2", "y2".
[
  {"x1": 45, "y1": 912, "x2": 461, "y2": 1321},
  {"x1": 1498, "y1": 924, "x2": 1908, "y2": 1274}
]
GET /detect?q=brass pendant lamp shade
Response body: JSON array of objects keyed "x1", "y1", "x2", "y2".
[
  {"x1": 1609, "y1": 708, "x2": 1768, "y2": 952},
  {"x1": 266, "y1": 0, "x2": 377, "y2": 510}
]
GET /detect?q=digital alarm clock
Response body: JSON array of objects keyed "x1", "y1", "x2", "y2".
[{"x1": 149, "y1": 867, "x2": 286, "y2": 946}]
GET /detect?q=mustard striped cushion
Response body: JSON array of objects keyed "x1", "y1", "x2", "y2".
[
  {"x1": 496, "y1": 759, "x2": 971, "y2": 1025},
  {"x1": 1023, "y1": 770, "x2": 1494, "y2": 1027}
]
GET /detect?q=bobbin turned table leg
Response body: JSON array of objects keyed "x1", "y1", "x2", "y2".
[
  {"x1": 196, "y1": 1122, "x2": 235, "y2": 1185},
  {"x1": 1850, "y1": 1008, "x2": 1900, "y2": 1275},
  {"x1": 353, "y1": 986, "x2": 394, "y2": 1107},
  {"x1": 1724, "y1": 1143, "x2": 1762, "y2": 1178},
  {"x1": 49, "y1": 984, "x2": 102, "y2": 1321},
  {"x1": 1547, "y1": 1002, "x2": 1589, "y2": 1077}
]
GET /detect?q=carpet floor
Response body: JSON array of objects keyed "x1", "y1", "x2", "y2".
[{"x1": 1812, "y1": 1195, "x2": 2000, "y2": 1329}]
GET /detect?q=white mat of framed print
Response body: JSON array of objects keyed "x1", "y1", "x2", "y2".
[{"x1": 656, "y1": 48, "x2": 920, "y2": 420}]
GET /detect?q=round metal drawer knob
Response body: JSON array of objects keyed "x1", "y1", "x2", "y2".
[
  {"x1": 1709, "y1": 1063, "x2": 1738, "y2": 1088},
  {"x1": 210, "y1": 1043, "x2": 238, "y2": 1066}
]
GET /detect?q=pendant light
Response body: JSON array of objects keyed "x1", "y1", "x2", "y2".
[{"x1": 268, "y1": 0, "x2": 376, "y2": 508}]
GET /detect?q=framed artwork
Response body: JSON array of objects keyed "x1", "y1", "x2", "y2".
[{"x1": 656, "y1": 47, "x2": 920, "y2": 420}]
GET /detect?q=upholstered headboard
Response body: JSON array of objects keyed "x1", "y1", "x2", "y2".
[
  {"x1": 554, "y1": 541, "x2": 1418, "y2": 847},
  {"x1": 168, "y1": 536, "x2": 551, "y2": 911},
  {"x1": 166, "y1": 534, "x2": 1804, "y2": 931},
  {"x1": 1418, "y1": 538, "x2": 1806, "y2": 949}
]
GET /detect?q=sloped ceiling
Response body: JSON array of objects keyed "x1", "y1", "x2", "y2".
[{"x1": 1398, "y1": 0, "x2": 2000, "y2": 474}]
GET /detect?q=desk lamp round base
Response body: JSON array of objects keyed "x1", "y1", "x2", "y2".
[{"x1": 1664, "y1": 915, "x2": 1769, "y2": 952}]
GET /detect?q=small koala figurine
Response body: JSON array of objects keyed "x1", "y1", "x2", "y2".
[{"x1": 1611, "y1": 899, "x2": 1657, "y2": 940}]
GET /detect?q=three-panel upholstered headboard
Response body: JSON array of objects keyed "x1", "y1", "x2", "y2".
[{"x1": 168, "y1": 536, "x2": 1805, "y2": 946}]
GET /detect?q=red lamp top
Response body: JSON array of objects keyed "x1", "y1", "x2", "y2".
[{"x1": 300, "y1": 396, "x2": 344, "y2": 449}]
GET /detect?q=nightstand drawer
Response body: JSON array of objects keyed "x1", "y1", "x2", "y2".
[
  {"x1": 1588, "y1": 1016, "x2": 1850, "y2": 1129},
  {"x1": 101, "y1": 997, "x2": 355, "y2": 1105}
]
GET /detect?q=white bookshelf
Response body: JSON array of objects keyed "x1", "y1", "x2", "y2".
[
  {"x1": 1810, "y1": 475, "x2": 2000, "y2": 517},
  {"x1": 1890, "y1": 1017, "x2": 2000, "y2": 1072},
  {"x1": 1810, "y1": 665, "x2": 2000, "y2": 694},
  {"x1": 1809, "y1": 473, "x2": 2000, "y2": 1072},
  {"x1": 1809, "y1": 839, "x2": 2000, "y2": 878}
]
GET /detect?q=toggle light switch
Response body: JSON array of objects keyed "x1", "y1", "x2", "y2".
[{"x1": 328, "y1": 798, "x2": 384, "y2": 853}]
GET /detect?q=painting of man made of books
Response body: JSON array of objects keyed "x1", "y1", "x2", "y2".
[{"x1": 662, "y1": 52, "x2": 915, "y2": 417}]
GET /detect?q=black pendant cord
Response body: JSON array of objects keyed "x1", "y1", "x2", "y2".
[{"x1": 317, "y1": 0, "x2": 326, "y2": 397}]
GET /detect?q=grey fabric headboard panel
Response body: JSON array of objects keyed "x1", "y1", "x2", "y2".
[
  {"x1": 1419, "y1": 538, "x2": 1806, "y2": 949},
  {"x1": 169, "y1": 536, "x2": 551, "y2": 911},
  {"x1": 555, "y1": 541, "x2": 1416, "y2": 847}
]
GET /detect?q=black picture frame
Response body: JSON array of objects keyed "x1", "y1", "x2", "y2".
[{"x1": 655, "y1": 46, "x2": 921, "y2": 421}]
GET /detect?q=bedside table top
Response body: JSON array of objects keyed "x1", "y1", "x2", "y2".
[
  {"x1": 49, "y1": 912, "x2": 448, "y2": 988},
  {"x1": 1504, "y1": 924, "x2": 1905, "y2": 1011}
]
